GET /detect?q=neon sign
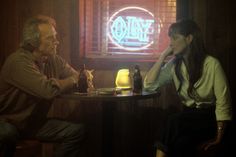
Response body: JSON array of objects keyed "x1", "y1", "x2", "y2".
[{"x1": 108, "y1": 7, "x2": 160, "y2": 51}]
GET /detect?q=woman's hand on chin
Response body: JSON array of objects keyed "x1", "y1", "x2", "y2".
[{"x1": 160, "y1": 46, "x2": 173, "y2": 59}]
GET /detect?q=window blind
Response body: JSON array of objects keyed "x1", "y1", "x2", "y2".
[{"x1": 83, "y1": 0, "x2": 176, "y2": 59}]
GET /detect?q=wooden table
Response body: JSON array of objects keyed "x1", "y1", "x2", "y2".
[{"x1": 58, "y1": 89, "x2": 160, "y2": 157}]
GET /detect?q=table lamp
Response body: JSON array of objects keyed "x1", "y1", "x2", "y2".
[{"x1": 115, "y1": 69, "x2": 131, "y2": 89}]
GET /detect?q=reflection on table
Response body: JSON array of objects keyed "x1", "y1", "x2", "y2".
[{"x1": 59, "y1": 88, "x2": 159, "y2": 101}]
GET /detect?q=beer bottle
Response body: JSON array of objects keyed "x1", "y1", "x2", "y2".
[
  {"x1": 133, "y1": 65, "x2": 142, "y2": 94},
  {"x1": 77, "y1": 64, "x2": 88, "y2": 93}
]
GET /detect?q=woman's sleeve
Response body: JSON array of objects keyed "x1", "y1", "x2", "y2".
[
  {"x1": 144, "y1": 60, "x2": 174, "y2": 91},
  {"x1": 214, "y1": 60, "x2": 232, "y2": 121}
]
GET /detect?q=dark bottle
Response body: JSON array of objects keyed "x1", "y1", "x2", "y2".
[
  {"x1": 77, "y1": 64, "x2": 88, "y2": 93},
  {"x1": 133, "y1": 65, "x2": 142, "y2": 94}
]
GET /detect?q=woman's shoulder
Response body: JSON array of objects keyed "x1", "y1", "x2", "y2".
[{"x1": 204, "y1": 55, "x2": 221, "y2": 66}]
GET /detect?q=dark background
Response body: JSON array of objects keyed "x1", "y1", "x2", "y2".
[{"x1": 1, "y1": 0, "x2": 235, "y2": 157}]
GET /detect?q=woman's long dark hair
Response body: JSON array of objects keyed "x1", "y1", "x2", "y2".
[{"x1": 168, "y1": 19, "x2": 207, "y2": 99}]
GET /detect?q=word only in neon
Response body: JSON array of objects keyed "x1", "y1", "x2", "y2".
[{"x1": 110, "y1": 16, "x2": 154, "y2": 44}]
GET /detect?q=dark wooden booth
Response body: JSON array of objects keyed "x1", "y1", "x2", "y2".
[{"x1": 1, "y1": 0, "x2": 235, "y2": 157}]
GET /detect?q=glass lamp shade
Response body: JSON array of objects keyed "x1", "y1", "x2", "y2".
[{"x1": 115, "y1": 69, "x2": 131, "y2": 89}]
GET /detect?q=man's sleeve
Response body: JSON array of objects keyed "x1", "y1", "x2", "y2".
[
  {"x1": 54, "y1": 55, "x2": 78, "y2": 78},
  {"x1": 3, "y1": 60, "x2": 61, "y2": 99}
]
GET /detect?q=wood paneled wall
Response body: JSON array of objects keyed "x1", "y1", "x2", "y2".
[
  {"x1": 1, "y1": 0, "x2": 235, "y2": 90},
  {"x1": 0, "y1": 0, "x2": 74, "y2": 66},
  {"x1": 0, "y1": 0, "x2": 235, "y2": 156}
]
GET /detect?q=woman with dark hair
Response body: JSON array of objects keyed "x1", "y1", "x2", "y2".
[{"x1": 144, "y1": 19, "x2": 232, "y2": 157}]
